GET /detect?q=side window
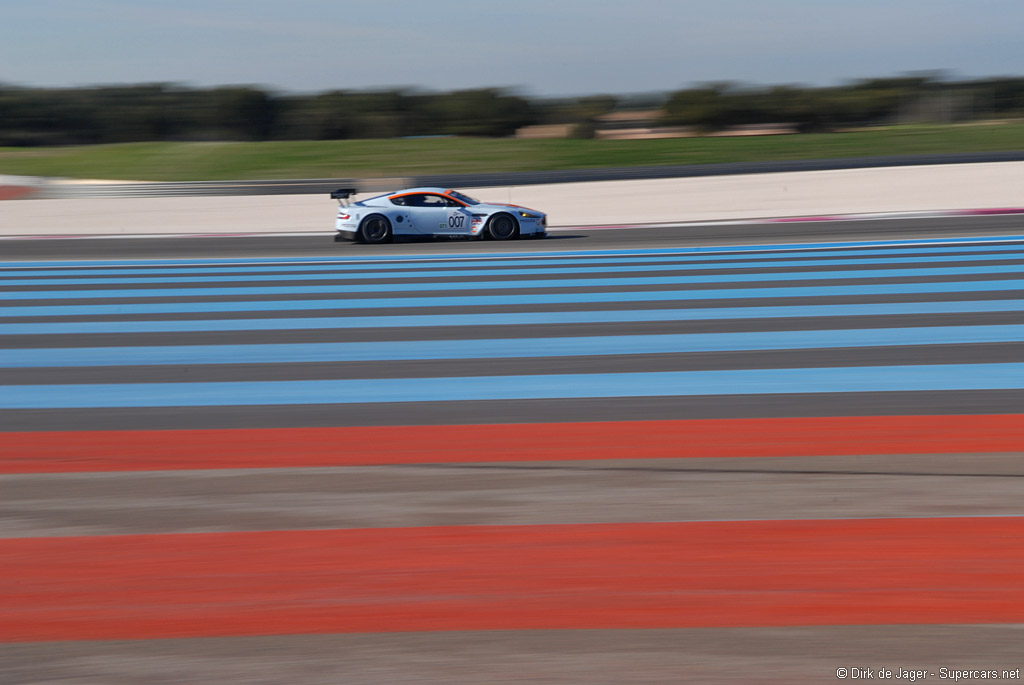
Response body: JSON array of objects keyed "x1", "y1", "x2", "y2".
[
  {"x1": 403, "y1": 194, "x2": 433, "y2": 207},
  {"x1": 444, "y1": 197, "x2": 462, "y2": 207},
  {"x1": 396, "y1": 193, "x2": 451, "y2": 208}
]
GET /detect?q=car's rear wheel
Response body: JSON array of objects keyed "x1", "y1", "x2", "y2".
[
  {"x1": 359, "y1": 214, "x2": 392, "y2": 244},
  {"x1": 485, "y1": 213, "x2": 518, "y2": 240}
]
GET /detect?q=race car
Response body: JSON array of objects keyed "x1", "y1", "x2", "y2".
[{"x1": 331, "y1": 187, "x2": 547, "y2": 243}]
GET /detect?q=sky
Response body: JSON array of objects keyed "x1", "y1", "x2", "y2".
[{"x1": 3, "y1": 0, "x2": 1024, "y2": 96}]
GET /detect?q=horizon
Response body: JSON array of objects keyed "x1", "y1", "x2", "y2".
[{"x1": 3, "y1": 70, "x2": 1020, "y2": 102}]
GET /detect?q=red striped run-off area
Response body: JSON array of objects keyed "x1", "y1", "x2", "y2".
[
  {"x1": 4, "y1": 414, "x2": 1022, "y2": 474},
  {"x1": 3, "y1": 414, "x2": 1024, "y2": 642},
  {"x1": 4, "y1": 516, "x2": 1024, "y2": 642}
]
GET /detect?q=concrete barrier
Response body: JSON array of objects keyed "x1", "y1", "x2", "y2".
[{"x1": 1, "y1": 162, "x2": 1021, "y2": 237}]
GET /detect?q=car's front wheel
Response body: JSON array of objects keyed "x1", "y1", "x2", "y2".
[
  {"x1": 359, "y1": 214, "x2": 393, "y2": 244},
  {"x1": 485, "y1": 213, "x2": 518, "y2": 240}
]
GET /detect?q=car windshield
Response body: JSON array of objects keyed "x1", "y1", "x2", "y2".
[{"x1": 447, "y1": 190, "x2": 480, "y2": 205}]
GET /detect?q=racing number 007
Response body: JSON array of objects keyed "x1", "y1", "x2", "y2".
[{"x1": 448, "y1": 214, "x2": 465, "y2": 229}]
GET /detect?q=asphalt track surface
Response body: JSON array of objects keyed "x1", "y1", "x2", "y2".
[
  {"x1": 3, "y1": 217, "x2": 1024, "y2": 683},
  {"x1": 6, "y1": 212, "x2": 1024, "y2": 260}
]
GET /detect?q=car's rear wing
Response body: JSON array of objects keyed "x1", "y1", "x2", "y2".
[{"x1": 330, "y1": 188, "x2": 357, "y2": 207}]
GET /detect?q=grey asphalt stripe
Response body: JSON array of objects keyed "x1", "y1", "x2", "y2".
[
  {"x1": 3, "y1": 458, "x2": 1023, "y2": 538},
  {"x1": 6, "y1": 343, "x2": 1021, "y2": 386},
  {"x1": 475, "y1": 452, "x2": 1024, "y2": 477},
  {"x1": 6, "y1": 248, "x2": 1024, "y2": 281},
  {"x1": 4, "y1": 311, "x2": 1023, "y2": 349},
  {"x1": 4, "y1": 279, "x2": 1024, "y2": 311},
  {"x1": 4, "y1": 270, "x2": 1024, "y2": 296},
  {"x1": 2, "y1": 390, "x2": 1020, "y2": 431},
  {"x1": 8, "y1": 257, "x2": 1024, "y2": 290},
  {"x1": 4, "y1": 290, "x2": 1023, "y2": 323},
  {"x1": 1, "y1": 626, "x2": 1021, "y2": 685}
]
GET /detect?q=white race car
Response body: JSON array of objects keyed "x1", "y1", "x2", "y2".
[{"x1": 332, "y1": 187, "x2": 547, "y2": 243}]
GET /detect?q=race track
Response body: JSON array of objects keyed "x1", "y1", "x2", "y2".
[{"x1": 2, "y1": 217, "x2": 1024, "y2": 683}]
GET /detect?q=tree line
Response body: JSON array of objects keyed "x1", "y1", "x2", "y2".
[
  {"x1": 2, "y1": 74, "x2": 1023, "y2": 146},
  {"x1": 660, "y1": 76, "x2": 1024, "y2": 132}
]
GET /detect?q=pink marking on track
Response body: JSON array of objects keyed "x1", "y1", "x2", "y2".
[{"x1": 955, "y1": 207, "x2": 1024, "y2": 216}]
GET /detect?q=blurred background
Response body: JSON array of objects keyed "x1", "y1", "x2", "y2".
[
  {"x1": 3, "y1": 0, "x2": 1024, "y2": 182},
  {"x1": 2, "y1": 72, "x2": 1023, "y2": 147},
  {"x1": 2, "y1": 75, "x2": 1024, "y2": 179}
]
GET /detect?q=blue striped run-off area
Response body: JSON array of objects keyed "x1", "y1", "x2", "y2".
[{"x1": 2, "y1": 235, "x2": 1023, "y2": 410}]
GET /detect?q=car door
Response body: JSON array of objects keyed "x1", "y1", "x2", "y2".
[
  {"x1": 441, "y1": 196, "x2": 473, "y2": 235},
  {"x1": 402, "y1": 193, "x2": 449, "y2": 235}
]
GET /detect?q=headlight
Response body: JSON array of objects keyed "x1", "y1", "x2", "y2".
[{"x1": 519, "y1": 211, "x2": 541, "y2": 219}]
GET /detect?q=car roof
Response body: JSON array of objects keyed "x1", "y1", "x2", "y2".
[
  {"x1": 390, "y1": 187, "x2": 452, "y2": 195},
  {"x1": 357, "y1": 187, "x2": 455, "y2": 205}
]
